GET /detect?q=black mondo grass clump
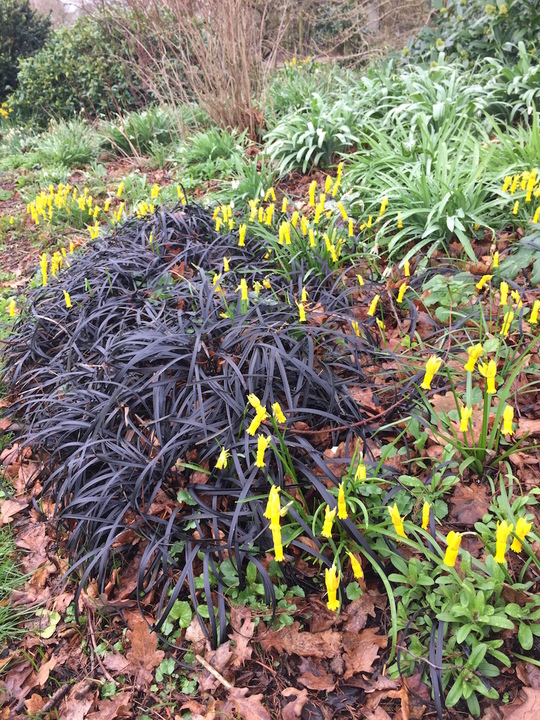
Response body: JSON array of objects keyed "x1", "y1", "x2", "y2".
[{"x1": 3, "y1": 204, "x2": 396, "y2": 649}]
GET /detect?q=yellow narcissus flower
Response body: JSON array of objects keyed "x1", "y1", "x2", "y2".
[
  {"x1": 272, "y1": 527, "x2": 284, "y2": 562},
  {"x1": 348, "y1": 218, "x2": 354, "y2": 237},
  {"x1": 464, "y1": 344, "x2": 483, "y2": 372},
  {"x1": 301, "y1": 287, "x2": 308, "y2": 303},
  {"x1": 502, "y1": 176, "x2": 512, "y2": 192},
  {"x1": 265, "y1": 187, "x2": 276, "y2": 202},
  {"x1": 248, "y1": 393, "x2": 263, "y2": 411},
  {"x1": 502, "y1": 405, "x2": 514, "y2": 435},
  {"x1": 379, "y1": 196, "x2": 388, "y2": 217},
  {"x1": 388, "y1": 503, "x2": 407, "y2": 538},
  {"x1": 529, "y1": 299, "x2": 540, "y2": 325},
  {"x1": 443, "y1": 531, "x2": 461, "y2": 567},
  {"x1": 534, "y1": 207, "x2": 540, "y2": 224},
  {"x1": 420, "y1": 355, "x2": 442, "y2": 390},
  {"x1": 247, "y1": 406, "x2": 268, "y2": 436},
  {"x1": 337, "y1": 483, "x2": 347, "y2": 520},
  {"x1": 478, "y1": 360, "x2": 497, "y2": 394},
  {"x1": 298, "y1": 303, "x2": 306, "y2": 322},
  {"x1": 367, "y1": 294, "x2": 380, "y2": 317},
  {"x1": 223, "y1": 257, "x2": 230, "y2": 272},
  {"x1": 500, "y1": 310, "x2": 514, "y2": 338},
  {"x1": 308, "y1": 180, "x2": 317, "y2": 208},
  {"x1": 351, "y1": 320, "x2": 360, "y2": 337},
  {"x1": 291, "y1": 210, "x2": 299, "y2": 228},
  {"x1": 476, "y1": 274, "x2": 492, "y2": 291},
  {"x1": 499, "y1": 281, "x2": 509, "y2": 306},
  {"x1": 460, "y1": 405, "x2": 473, "y2": 432},
  {"x1": 337, "y1": 202, "x2": 348, "y2": 221},
  {"x1": 116, "y1": 181, "x2": 124, "y2": 198},
  {"x1": 281, "y1": 197, "x2": 288, "y2": 213},
  {"x1": 8, "y1": 299, "x2": 16, "y2": 317},
  {"x1": 238, "y1": 223, "x2": 246, "y2": 247},
  {"x1": 512, "y1": 200, "x2": 519, "y2": 215},
  {"x1": 238, "y1": 279, "x2": 248, "y2": 301},
  {"x1": 69, "y1": 241, "x2": 74, "y2": 255},
  {"x1": 397, "y1": 284, "x2": 407, "y2": 303},
  {"x1": 325, "y1": 175, "x2": 333, "y2": 194},
  {"x1": 215, "y1": 447, "x2": 230, "y2": 470},
  {"x1": 397, "y1": 211, "x2": 403, "y2": 229},
  {"x1": 321, "y1": 505, "x2": 336, "y2": 538},
  {"x1": 272, "y1": 402, "x2": 286, "y2": 424},
  {"x1": 348, "y1": 552, "x2": 363, "y2": 579},
  {"x1": 40, "y1": 254, "x2": 48, "y2": 287},
  {"x1": 376, "y1": 318, "x2": 385, "y2": 331},
  {"x1": 355, "y1": 457, "x2": 366, "y2": 481},
  {"x1": 309, "y1": 228, "x2": 316, "y2": 247},
  {"x1": 63, "y1": 291, "x2": 72, "y2": 309},
  {"x1": 255, "y1": 434, "x2": 271, "y2": 468},
  {"x1": 263, "y1": 279, "x2": 271, "y2": 290},
  {"x1": 422, "y1": 501, "x2": 430, "y2": 530},
  {"x1": 263, "y1": 485, "x2": 281, "y2": 530},
  {"x1": 494, "y1": 520, "x2": 514, "y2": 564},
  {"x1": 325, "y1": 565, "x2": 340, "y2": 611},
  {"x1": 212, "y1": 273, "x2": 221, "y2": 287},
  {"x1": 357, "y1": 273, "x2": 364, "y2": 287},
  {"x1": 492, "y1": 251, "x2": 499, "y2": 268},
  {"x1": 403, "y1": 259, "x2": 410, "y2": 277},
  {"x1": 511, "y1": 517, "x2": 533, "y2": 553}
]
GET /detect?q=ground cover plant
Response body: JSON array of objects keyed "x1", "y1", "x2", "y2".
[{"x1": 1, "y1": 2, "x2": 540, "y2": 719}]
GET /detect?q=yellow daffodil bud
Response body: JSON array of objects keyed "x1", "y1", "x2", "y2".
[
  {"x1": 476, "y1": 274, "x2": 492, "y2": 291},
  {"x1": 308, "y1": 180, "x2": 317, "y2": 208},
  {"x1": 529, "y1": 299, "x2": 539, "y2": 325},
  {"x1": 500, "y1": 310, "x2": 514, "y2": 338},
  {"x1": 248, "y1": 393, "x2": 263, "y2": 411},
  {"x1": 116, "y1": 182, "x2": 124, "y2": 198},
  {"x1": 212, "y1": 273, "x2": 221, "y2": 287},
  {"x1": 357, "y1": 273, "x2": 364, "y2": 287},
  {"x1": 367, "y1": 215, "x2": 373, "y2": 229},
  {"x1": 533, "y1": 207, "x2": 540, "y2": 224},
  {"x1": 492, "y1": 251, "x2": 499, "y2": 268},
  {"x1": 348, "y1": 552, "x2": 363, "y2": 579},
  {"x1": 321, "y1": 505, "x2": 336, "y2": 538},
  {"x1": 255, "y1": 434, "x2": 271, "y2": 468},
  {"x1": 464, "y1": 343, "x2": 483, "y2": 372},
  {"x1": 494, "y1": 520, "x2": 513, "y2": 564},
  {"x1": 337, "y1": 483, "x2": 347, "y2": 520},
  {"x1": 238, "y1": 223, "x2": 246, "y2": 247},
  {"x1": 499, "y1": 281, "x2": 509, "y2": 306},
  {"x1": 281, "y1": 197, "x2": 288, "y2": 214},
  {"x1": 443, "y1": 531, "x2": 461, "y2": 567},
  {"x1": 397, "y1": 211, "x2": 403, "y2": 229},
  {"x1": 265, "y1": 187, "x2": 276, "y2": 202},
  {"x1": 376, "y1": 318, "x2": 385, "y2": 331},
  {"x1": 351, "y1": 320, "x2": 360, "y2": 337},
  {"x1": 511, "y1": 517, "x2": 533, "y2": 553},
  {"x1": 367, "y1": 294, "x2": 380, "y2": 317},
  {"x1": 325, "y1": 175, "x2": 333, "y2": 194},
  {"x1": 223, "y1": 257, "x2": 230, "y2": 272},
  {"x1": 422, "y1": 501, "x2": 430, "y2": 530},
  {"x1": 272, "y1": 526, "x2": 284, "y2": 561},
  {"x1": 397, "y1": 284, "x2": 407, "y2": 303},
  {"x1": 460, "y1": 405, "x2": 473, "y2": 432},
  {"x1": 215, "y1": 447, "x2": 230, "y2": 470},
  {"x1": 69, "y1": 241, "x2": 74, "y2": 255},
  {"x1": 403, "y1": 259, "x2": 410, "y2": 277},
  {"x1": 337, "y1": 202, "x2": 348, "y2": 221},
  {"x1": 40, "y1": 254, "x2": 48, "y2": 287},
  {"x1": 388, "y1": 503, "x2": 407, "y2": 538},
  {"x1": 247, "y1": 406, "x2": 268, "y2": 436},
  {"x1": 502, "y1": 405, "x2": 514, "y2": 435},
  {"x1": 420, "y1": 355, "x2": 442, "y2": 390},
  {"x1": 355, "y1": 457, "x2": 366, "y2": 481},
  {"x1": 301, "y1": 287, "x2": 308, "y2": 303},
  {"x1": 264, "y1": 485, "x2": 281, "y2": 530},
  {"x1": 512, "y1": 200, "x2": 520, "y2": 215},
  {"x1": 379, "y1": 196, "x2": 388, "y2": 217},
  {"x1": 263, "y1": 279, "x2": 271, "y2": 289},
  {"x1": 63, "y1": 291, "x2": 72, "y2": 309},
  {"x1": 238, "y1": 279, "x2": 248, "y2": 301},
  {"x1": 309, "y1": 228, "x2": 316, "y2": 247},
  {"x1": 478, "y1": 359, "x2": 497, "y2": 394},
  {"x1": 298, "y1": 303, "x2": 306, "y2": 322},
  {"x1": 502, "y1": 176, "x2": 511, "y2": 192},
  {"x1": 325, "y1": 565, "x2": 340, "y2": 611},
  {"x1": 291, "y1": 210, "x2": 299, "y2": 228},
  {"x1": 348, "y1": 218, "x2": 354, "y2": 237},
  {"x1": 8, "y1": 299, "x2": 16, "y2": 317},
  {"x1": 272, "y1": 402, "x2": 286, "y2": 424}
]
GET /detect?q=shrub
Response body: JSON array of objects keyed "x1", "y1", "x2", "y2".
[
  {"x1": 0, "y1": 0, "x2": 50, "y2": 100},
  {"x1": 10, "y1": 14, "x2": 147, "y2": 127}
]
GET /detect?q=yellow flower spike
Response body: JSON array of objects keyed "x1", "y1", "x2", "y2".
[
  {"x1": 512, "y1": 200, "x2": 520, "y2": 215},
  {"x1": 388, "y1": 503, "x2": 407, "y2": 538},
  {"x1": 337, "y1": 483, "x2": 347, "y2": 520},
  {"x1": 337, "y1": 202, "x2": 348, "y2": 221},
  {"x1": 264, "y1": 485, "x2": 281, "y2": 530},
  {"x1": 116, "y1": 182, "x2": 124, "y2": 198},
  {"x1": 478, "y1": 359, "x2": 497, "y2": 394},
  {"x1": 61, "y1": 248, "x2": 67, "y2": 258},
  {"x1": 298, "y1": 302, "x2": 306, "y2": 323},
  {"x1": 397, "y1": 284, "x2": 407, "y2": 303},
  {"x1": 347, "y1": 552, "x2": 363, "y2": 580},
  {"x1": 314, "y1": 203, "x2": 323, "y2": 225},
  {"x1": 272, "y1": 402, "x2": 286, "y2": 424},
  {"x1": 379, "y1": 196, "x2": 389, "y2": 217},
  {"x1": 367, "y1": 294, "x2": 380, "y2": 317},
  {"x1": 397, "y1": 211, "x2": 403, "y2": 229},
  {"x1": 309, "y1": 228, "x2": 316, "y2": 247},
  {"x1": 422, "y1": 501, "x2": 430, "y2": 530},
  {"x1": 351, "y1": 320, "x2": 360, "y2": 337},
  {"x1": 510, "y1": 290, "x2": 522, "y2": 309},
  {"x1": 247, "y1": 407, "x2": 268, "y2": 436},
  {"x1": 63, "y1": 291, "x2": 72, "y2": 309},
  {"x1": 376, "y1": 318, "x2": 385, "y2": 331},
  {"x1": 502, "y1": 405, "x2": 514, "y2": 435},
  {"x1": 325, "y1": 175, "x2": 333, "y2": 194},
  {"x1": 272, "y1": 527, "x2": 284, "y2": 562},
  {"x1": 348, "y1": 218, "x2": 354, "y2": 237},
  {"x1": 8, "y1": 299, "x2": 16, "y2": 317},
  {"x1": 460, "y1": 405, "x2": 473, "y2": 432},
  {"x1": 237, "y1": 223, "x2": 246, "y2": 248},
  {"x1": 357, "y1": 273, "x2": 364, "y2": 287},
  {"x1": 319, "y1": 193, "x2": 326, "y2": 210},
  {"x1": 258, "y1": 207, "x2": 264, "y2": 224},
  {"x1": 530, "y1": 299, "x2": 540, "y2": 325},
  {"x1": 533, "y1": 207, "x2": 540, "y2": 224},
  {"x1": 254, "y1": 281, "x2": 262, "y2": 295},
  {"x1": 499, "y1": 281, "x2": 509, "y2": 306},
  {"x1": 308, "y1": 180, "x2": 317, "y2": 208},
  {"x1": 215, "y1": 447, "x2": 230, "y2": 470},
  {"x1": 321, "y1": 505, "x2": 336, "y2": 538},
  {"x1": 443, "y1": 531, "x2": 462, "y2": 567},
  {"x1": 291, "y1": 210, "x2": 299, "y2": 228},
  {"x1": 40, "y1": 254, "x2": 48, "y2": 286},
  {"x1": 510, "y1": 175, "x2": 519, "y2": 194},
  {"x1": 492, "y1": 251, "x2": 499, "y2": 269},
  {"x1": 355, "y1": 457, "x2": 366, "y2": 481},
  {"x1": 494, "y1": 520, "x2": 514, "y2": 564},
  {"x1": 367, "y1": 215, "x2": 373, "y2": 229},
  {"x1": 255, "y1": 434, "x2": 271, "y2": 468},
  {"x1": 215, "y1": 217, "x2": 222, "y2": 232},
  {"x1": 325, "y1": 565, "x2": 340, "y2": 611},
  {"x1": 511, "y1": 517, "x2": 533, "y2": 553},
  {"x1": 266, "y1": 203, "x2": 275, "y2": 225},
  {"x1": 264, "y1": 187, "x2": 276, "y2": 202},
  {"x1": 502, "y1": 176, "x2": 512, "y2": 192},
  {"x1": 247, "y1": 393, "x2": 263, "y2": 411},
  {"x1": 212, "y1": 273, "x2": 221, "y2": 287},
  {"x1": 500, "y1": 310, "x2": 514, "y2": 338},
  {"x1": 281, "y1": 197, "x2": 288, "y2": 214},
  {"x1": 300, "y1": 215, "x2": 308, "y2": 236},
  {"x1": 301, "y1": 287, "x2": 308, "y2": 303},
  {"x1": 263, "y1": 279, "x2": 271, "y2": 290},
  {"x1": 403, "y1": 259, "x2": 410, "y2": 277},
  {"x1": 420, "y1": 355, "x2": 442, "y2": 390},
  {"x1": 464, "y1": 343, "x2": 483, "y2": 372},
  {"x1": 238, "y1": 279, "x2": 248, "y2": 301},
  {"x1": 223, "y1": 257, "x2": 230, "y2": 273},
  {"x1": 476, "y1": 274, "x2": 492, "y2": 291}
]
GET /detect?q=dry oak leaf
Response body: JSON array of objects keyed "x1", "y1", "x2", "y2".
[
  {"x1": 502, "y1": 687, "x2": 540, "y2": 720},
  {"x1": 259, "y1": 621, "x2": 341, "y2": 659},
  {"x1": 59, "y1": 681, "x2": 95, "y2": 720},
  {"x1": 343, "y1": 627, "x2": 387, "y2": 679},
  {"x1": 228, "y1": 606, "x2": 255, "y2": 672},
  {"x1": 228, "y1": 687, "x2": 271, "y2": 720},
  {"x1": 125, "y1": 621, "x2": 164, "y2": 690},
  {"x1": 449, "y1": 483, "x2": 490, "y2": 525},
  {"x1": 282, "y1": 687, "x2": 309, "y2": 720},
  {"x1": 25, "y1": 693, "x2": 45, "y2": 713},
  {"x1": 86, "y1": 692, "x2": 132, "y2": 719},
  {"x1": 342, "y1": 592, "x2": 378, "y2": 633},
  {"x1": 298, "y1": 657, "x2": 336, "y2": 692},
  {"x1": 0, "y1": 498, "x2": 28, "y2": 526},
  {"x1": 516, "y1": 419, "x2": 540, "y2": 439},
  {"x1": 102, "y1": 653, "x2": 131, "y2": 674}
]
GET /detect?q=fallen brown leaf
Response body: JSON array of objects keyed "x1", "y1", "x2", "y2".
[
  {"x1": 282, "y1": 687, "x2": 309, "y2": 720},
  {"x1": 229, "y1": 606, "x2": 254, "y2": 672},
  {"x1": 125, "y1": 621, "x2": 164, "y2": 690},
  {"x1": 259, "y1": 621, "x2": 341, "y2": 659},
  {"x1": 86, "y1": 692, "x2": 132, "y2": 719},
  {"x1": 342, "y1": 592, "x2": 378, "y2": 633},
  {"x1": 342, "y1": 627, "x2": 387, "y2": 679},
  {"x1": 103, "y1": 653, "x2": 131, "y2": 674},
  {"x1": 228, "y1": 687, "x2": 271, "y2": 720},
  {"x1": 502, "y1": 687, "x2": 540, "y2": 720},
  {"x1": 25, "y1": 693, "x2": 45, "y2": 713},
  {"x1": 0, "y1": 498, "x2": 28, "y2": 525},
  {"x1": 298, "y1": 657, "x2": 336, "y2": 692},
  {"x1": 449, "y1": 483, "x2": 490, "y2": 525},
  {"x1": 516, "y1": 419, "x2": 540, "y2": 439},
  {"x1": 35, "y1": 657, "x2": 57, "y2": 688},
  {"x1": 517, "y1": 661, "x2": 540, "y2": 689},
  {"x1": 59, "y1": 681, "x2": 94, "y2": 720}
]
